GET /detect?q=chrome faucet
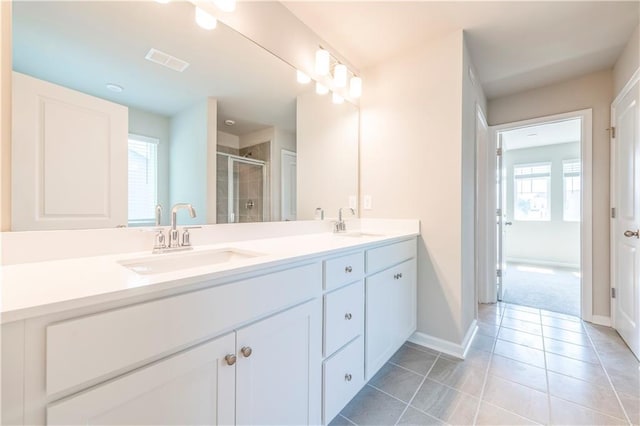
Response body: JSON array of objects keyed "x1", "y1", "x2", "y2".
[
  {"x1": 334, "y1": 207, "x2": 355, "y2": 233},
  {"x1": 169, "y1": 203, "x2": 196, "y2": 248}
]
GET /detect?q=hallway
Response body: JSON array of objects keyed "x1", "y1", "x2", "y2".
[{"x1": 330, "y1": 302, "x2": 639, "y2": 425}]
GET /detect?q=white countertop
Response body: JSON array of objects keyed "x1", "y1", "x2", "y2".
[{"x1": 1, "y1": 229, "x2": 418, "y2": 324}]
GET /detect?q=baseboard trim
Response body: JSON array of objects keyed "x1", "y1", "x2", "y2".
[
  {"x1": 505, "y1": 257, "x2": 579, "y2": 270},
  {"x1": 408, "y1": 320, "x2": 478, "y2": 359},
  {"x1": 590, "y1": 315, "x2": 611, "y2": 327}
]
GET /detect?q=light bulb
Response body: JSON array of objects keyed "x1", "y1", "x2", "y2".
[
  {"x1": 333, "y1": 64, "x2": 347, "y2": 88},
  {"x1": 195, "y1": 7, "x2": 217, "y2": 30},
  {"x1": 316, "y1": 82, "x2": 329, "y2": 95},
  {"x1": 332, "y1": 92, "x2": 344, "y2": 104},
  {"x1": 297, "y1": 70, "x2": 311, "y2": 84},
  {"x1": 315, "y1": 49, "x2": 330, "y2": 76},
  {"x1": 349, "y1": 76, "x2": 362, "y2": 98},
  {"x1": 213, "y1": 0, "x2": 236, "y2": 12}
]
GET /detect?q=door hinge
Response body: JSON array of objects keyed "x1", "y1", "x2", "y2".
[
  {"x1": 497, "y1": 269, "x2": 502, "y2": 278},
  {"x1": 496, "y1": 147, "x2": 503, "y2": 156},
  {"x1": 608, "y1": 127, "x2": 616, "y2": 138},
  {"x1": 611, "y1": 207, "x2": 616, "y2": 219},
  {"x1": 496, "y1": 208, "x2": 502, "y2": 217},
  {"x1": 611, "y1": 288, "x2": 616, "y2": 299}
]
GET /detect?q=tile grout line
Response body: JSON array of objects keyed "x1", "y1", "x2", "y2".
[
  {"x1": 471, "y1": 303, "x2": 504, "y2": 425},
  {"x1": 581, "y1": 322, "x2": 633, "y2": 425},
  {"x1": 541, "y1": 306, "x2": 553, "y2": 425},
  {"x1": 337, "y1": 414, "x2": 357, "y2": 426},
  {"x1": 393, "y1": 353, "x2": 441, "y2": 425}
]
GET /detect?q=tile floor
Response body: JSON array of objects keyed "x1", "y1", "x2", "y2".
[{"x1": 331, "y1": 302, "x2": 640, "y2": 425}]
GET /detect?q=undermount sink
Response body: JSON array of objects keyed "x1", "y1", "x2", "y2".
[
  {"x1": 335, "y1": 231, "x2": 385, "y2": 238},
  {"x1": 119, "y1": 248, "x2": 264, "y2": 275}
]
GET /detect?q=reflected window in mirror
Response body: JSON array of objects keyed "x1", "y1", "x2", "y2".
[{"x1": 128, "y1": 134, "x2": 159, "y2": 227}]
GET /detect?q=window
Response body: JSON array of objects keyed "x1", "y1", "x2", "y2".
[
  {"x1": 128, "y1": 134, "x2": 159, "y2": 226},
  {"x1": 514, "y1": 163, "x2": 551, "y2": 221},
  {"x1": 563, "y1": 159, "x2": 581, "y2": 221}
]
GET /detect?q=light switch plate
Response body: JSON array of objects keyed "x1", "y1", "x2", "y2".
[
  {"x1": 348, "y1": 195, "x2": 357, "y2": 209},
  {"x1": 363, "y1": 195, "x2": 372, "y2": 210}
]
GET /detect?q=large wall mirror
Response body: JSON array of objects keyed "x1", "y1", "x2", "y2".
[{"x1": 10, "y1": 0, "x2": 359, "y2": 231}]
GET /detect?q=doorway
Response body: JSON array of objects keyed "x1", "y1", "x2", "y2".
[
  {"x1": 489, "y1": 110, "x2": 593, "y2": 320},
  {"x1": 216, "y1": 152, "x2": 268, "y2": 223}
]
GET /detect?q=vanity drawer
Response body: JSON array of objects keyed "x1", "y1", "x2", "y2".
[
  {"x1": 324, "y1": 280, "x2": 364, "y2": 357},
  {"x1": 323, "y1": 336, "x2": 364, "y2": 425},
  {"x1": 46, "y1": 262, "x2": 321, "y2": 396},
  {"x1": 324, "y1": 252, "x2": 364, "y2": 291},
  {"x1": 366, "y1": 238, "x2": 416, "y2": 274}
]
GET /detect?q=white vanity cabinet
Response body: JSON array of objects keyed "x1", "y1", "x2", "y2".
[
  {"x1": 46, "y1": 299, "x2": 321, "y2": 426},
  {"x1": 47, "y1": 333, "x2": 237, "y2": 425},
  {"x1": 365, "y1": 239, "x2": 417, "y2": 380}
]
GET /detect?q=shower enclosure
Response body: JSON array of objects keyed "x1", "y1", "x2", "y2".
[{"x1": 217, "y1": 152, "x2": 268, "y2": 223}]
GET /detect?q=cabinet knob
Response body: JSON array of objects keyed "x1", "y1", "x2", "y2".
[
  {"x1": 344, "y1": 313, "x2": 353, "y2": 320},
  {"x1": 241, "y1": 346, "x2": 253, "y2": 358},
  {"x1": 225, "y1": 354, "x2": 237, "y2": 366},
  {"x1": 345, "y1": 265, "x2": 353, "y2": 273},
  {"x1": 344, "y1": 373, "x2": 352, "y2": 382}
]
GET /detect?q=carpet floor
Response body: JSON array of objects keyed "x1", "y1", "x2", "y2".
[{"x1": 502, "y1": 263, "x2": 581, "y2": 316}]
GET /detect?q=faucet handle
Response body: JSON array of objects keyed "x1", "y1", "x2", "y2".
[
  {"x1": 181, "y1": 226, "x2": 201, "y2": 247},
  {"x1": 153, "y1": 228, "x2": 167, "y2": 251}
]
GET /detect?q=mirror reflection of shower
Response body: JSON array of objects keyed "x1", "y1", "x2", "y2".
[{"x1": 217, "y1": 142, "x2": 269, "y2": 223}]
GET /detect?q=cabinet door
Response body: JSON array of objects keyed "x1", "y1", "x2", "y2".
[
  {"x1": 236, "y1": 299, "x2": 322, "y2": 425},
  {"x1": 47, "y1": 333, "x2": 235, "y2": 425},
  {"x1": 365, "y1": 258, "x2": 417, "y2": 379},
  {"x1": 12, "y1": 71, "x2": 128, "y2": 230}
]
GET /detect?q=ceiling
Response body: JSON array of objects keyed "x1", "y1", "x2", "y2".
[
  {"x1": 502, "y1": 118, "x2": 581, "y2": 151},
  {"x1": 13, "y1": 1, "x2": 305, "y2": 135},
  {"x1": 283, "y1": 1, "x2": 639, "y2": 99}
]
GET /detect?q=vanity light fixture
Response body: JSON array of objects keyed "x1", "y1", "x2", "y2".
[
  {"x1": 315, "y1": 49, "x2": 330, "y2": 76},
  {"x1": 333, "y1": 64, "x2": 347, "y2": 88},
  {"x1": 212, "y1": 0, "x2": 236, "y2": 12},
  {"x1": 195, "y1": 7, "x2": 217, "y2": 30},
  {"x1": 332, "y1": 92, "x2": 344, "y2": 104},
  {"x1": 297, "y1": 70, "x2": 311, "y2": 84},
  {"x1": 349, "y1": 76, "x2": 362, "y2": 98},
  {"x1": 105, "y1": 83, "x2": 124, "y2": 93},
  {"x1": 316, "y1": 82, "x2": 329, "y2": 95}
]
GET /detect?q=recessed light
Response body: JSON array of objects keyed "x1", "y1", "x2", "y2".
[
  {"x1": 106, "y1": 83, "x2": 123, "y2": 93},
  {"x1": 224, "y1": 119, "x2": 236, "y2": 126},
  {"x1": 195, "y1": 7, "x2": 217, "y2": 30}
]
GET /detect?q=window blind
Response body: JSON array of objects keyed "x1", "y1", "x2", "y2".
[{"x1": 128, "y1": 135, "x2": 159, "y2": 226}]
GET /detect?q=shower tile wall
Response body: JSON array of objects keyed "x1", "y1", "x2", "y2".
[
  {"x1": 239, "y1": 141, "x2": 270, "y2": 223},
  {"x1": 216, "y1": 151, "x2": 235, "y2": 224}
]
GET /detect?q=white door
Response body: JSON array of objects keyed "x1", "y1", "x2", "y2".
[
  {"x1": 46, "y1": 333, "x2": 236, "y2": 425},
  {"x1": 12, "y1": 72, "x2": 128, "y2": 230},
  {"x1": 281, "y1": 150, "x2": 297, "y2": 221},
  {"x1": 612, "y1": 75, "x2": 640, "y2": 359},
  {"x1": 236, "y1": 299, "x2": 321, "y2": 425}
]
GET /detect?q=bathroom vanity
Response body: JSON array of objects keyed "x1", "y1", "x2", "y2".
[{"x1": 1, "y1": 222, "x2": 418, "y2": 425}]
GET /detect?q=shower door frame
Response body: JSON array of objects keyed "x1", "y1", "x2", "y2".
[{"x1": 219, "y1": 152, "x2": 267, "y2": 223}]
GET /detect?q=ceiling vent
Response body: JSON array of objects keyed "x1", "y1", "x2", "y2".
[{"x1": 144, "y1": 48, "x2": 190, "y2": 72}]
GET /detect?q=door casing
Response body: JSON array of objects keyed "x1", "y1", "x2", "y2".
[{"x1": 482, "y1": 109, "x2": 593, "y2": 321}]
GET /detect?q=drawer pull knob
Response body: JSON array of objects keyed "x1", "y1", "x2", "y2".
[
  {"x1": 394, "y1": 273, "x2": 403, "y2": 280},
  {"x1": 225, "y1": 354, "x2": 237, "y2": 366},
  {"x1": 241, "y1": 346, "x2": 253, "y2": 358},
  {"x1": 345, "y1": 313, "x2": 353, "y2": 320},
  {"x1": 345, "y1": 266, "x2": 353, "y2": 273},
  {"x1": 344, "y1": 373, "x2": 352, "y2": 382}
]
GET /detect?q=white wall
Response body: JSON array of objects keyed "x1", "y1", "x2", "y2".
[
  {"x1": 360, "y1": 30, "x2": 476, "y2": 345},
  {"x1": 217, "y1": 131, "x2": 240, "y2": 150},
  {"x1": 504, "y1": 142, "x2": 581, "y2": 267},
  {"x1": 488, "y1": 70, "x2": 613, "y2": 318},
  {"x1": 1, "y1": 1, "x2": 11, "y2": 231},
  {"x1": 169, "y1": 98, "x2": 217, "y2": 225},
  {"x1": 297, "y1": 90, "x2": 358, "y2": 221},
  {"x1": 613, "y1": 25, "x2": 639, "y2": 97},
  {"x1": 129, "y1": 107, "x2": 171, "y2": 225}
]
